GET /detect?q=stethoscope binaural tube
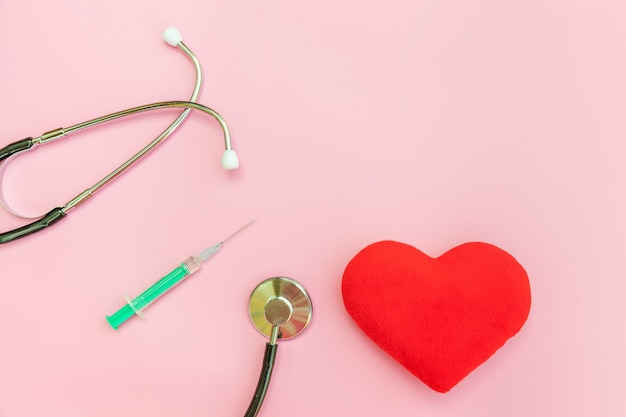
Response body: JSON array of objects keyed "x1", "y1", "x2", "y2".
[
  {"x1": 0, "y1": 27, "x2": 239, "y2": 245},
  {"x1": 0, "y1": 26, "x2": 204, "y2": 222},
  {"x1": 0, "y1": 100, "x2": 238, "y2": 244},
  {"x1": 245, "y1": 277, "x2": 313, "y2": 417}
]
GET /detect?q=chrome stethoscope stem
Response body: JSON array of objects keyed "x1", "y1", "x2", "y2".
[
  {"x1": 48, "y1": 41, "x2": 207, "y2": 213},
  {"x1": 82, "y1": 41, "x2": 204, "y2": 198},
  {"x1": 54, "y1": 100, "x2": 232, "y2": 213},
  {"x1": 57, "y1": 101, "x2": 230, "y2": 145}
]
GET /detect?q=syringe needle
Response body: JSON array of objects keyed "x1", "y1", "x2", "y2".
[
  {"x1": 221, "y1": 219, "x2": 256, "y2": 245},
  {"x1": 199, "y1": 219, "x2": 256, "y2": 261},
  {"x1": 106, "y1": 220, "x2": 255, "y2": 330}
]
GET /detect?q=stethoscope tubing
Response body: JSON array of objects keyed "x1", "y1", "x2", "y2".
[
  {"x1": 0, "y1": 38, "x2": 217, "y2": 244},
  {"x1": 1, "y1": 41, "x2": 203, "y2": 220},
  {"x1": 244, "y1": 342, "x2": 278, "y2": 417},
  {"x1": 0, "y1": 100, "x2": 233, "y2": 244}
]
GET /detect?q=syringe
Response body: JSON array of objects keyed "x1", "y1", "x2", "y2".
[{"x1": 106, "y1": 220, "x2": 255, "y2": 329}]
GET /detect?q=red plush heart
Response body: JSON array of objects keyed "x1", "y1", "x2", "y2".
[{"x1": 342, "y1": 241, "x2": 531, "y2": 393}]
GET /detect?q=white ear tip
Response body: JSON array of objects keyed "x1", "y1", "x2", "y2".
[
  {"x1": 162, "y1": 27, "x2": 183, "y2": 46},
  {"x1": 222, "y1": 149, "x2": 240, "y2": 170}
]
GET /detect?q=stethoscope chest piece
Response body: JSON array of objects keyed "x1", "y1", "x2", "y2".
[
  {"x1": 249, "y1": 277, "x2": 312, "y2": 341},
  {"x1": 244, "y1": 277, "x2": 312, "y2": 417}
]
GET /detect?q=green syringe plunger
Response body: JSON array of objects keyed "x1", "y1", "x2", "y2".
[{"x1": 106, "y1": 220, "x2": 254, "y2": 330}]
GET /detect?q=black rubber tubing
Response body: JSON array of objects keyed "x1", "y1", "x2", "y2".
[
  {"x1": 243, "y1": 343, "x2": 278, "y2": 417},
  {"x1": 0, "y1": 138, "x2": 67, "y2": 244},
  {"x1": 0, "y1": 138, "x2": 33, "y2": 162},
  {"x1": 0, "y1": 207, "x2": 66, "y2": 244}
]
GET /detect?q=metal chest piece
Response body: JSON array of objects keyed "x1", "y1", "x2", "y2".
[{"x1": 248, "y1": 277, "x2": 313, "y2": 341}]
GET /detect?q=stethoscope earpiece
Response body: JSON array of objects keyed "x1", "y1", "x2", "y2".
[
  {"x1": 162, "y1": 26, "x2": 183, "y2": 46},
  {"x1": 221, "y1": 149, "x2": 240, "y2": 170}
]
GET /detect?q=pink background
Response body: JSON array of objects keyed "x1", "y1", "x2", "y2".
[{"x1": 1, "y1": 0, "x2": 625, "y2": 416}]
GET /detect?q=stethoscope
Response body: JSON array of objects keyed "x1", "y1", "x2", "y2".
[
  {"x1": 0, "y1": 27, "x2": 239, "y2": 244},
  {"x1": 245, "y1": 276, "x2": 313, "y2": 417},
  {"x1": 2, "y1": 27, "x2": 315, "y2": 416}
]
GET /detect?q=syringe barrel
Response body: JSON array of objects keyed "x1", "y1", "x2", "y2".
[
  {"x1": 106, "y1": 257, "x2": 202, "y2": 329},
  {"x1": 132, "y1": 264, "x2": 190, "y2": 310}
]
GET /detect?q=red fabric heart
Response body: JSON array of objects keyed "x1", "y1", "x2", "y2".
[{"x1": 342, "y1": 241, "x2": 531, "y2": 393}]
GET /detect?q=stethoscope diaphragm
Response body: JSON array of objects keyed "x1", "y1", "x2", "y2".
[{"x1": 248, "y1": 277, "x2": 313, "y2": 341}]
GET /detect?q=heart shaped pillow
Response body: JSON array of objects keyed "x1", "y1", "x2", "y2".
[{"x1": 342, "y1": 241, "x2": 531, "y2": 393}]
